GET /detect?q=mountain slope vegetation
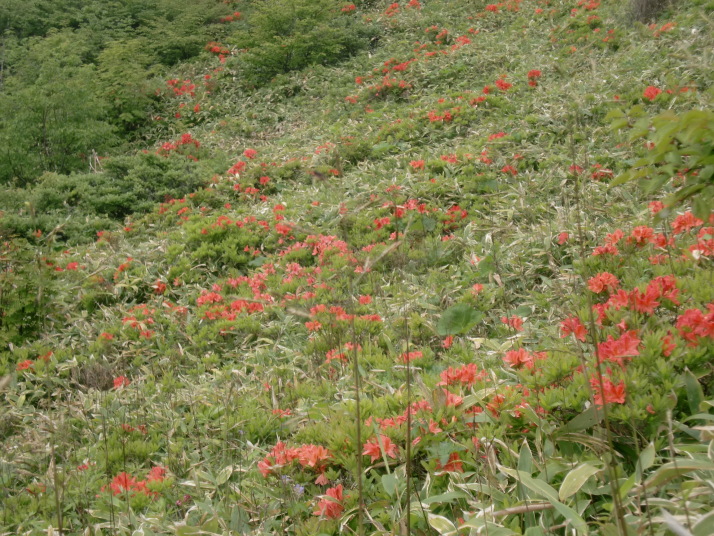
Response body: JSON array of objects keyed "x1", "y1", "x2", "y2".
[{"x1": 1, "y1": 0, "x2": 713, "y2": 535}]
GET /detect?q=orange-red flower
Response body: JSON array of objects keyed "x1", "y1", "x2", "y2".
[
  {"x1": 560, "y1": 317, "x2": 587, "y2": 342},
  {"x1": 313, "y1": 484, "x2": 344, "y2": 519},
  {"x1": 436, "y1": 452, "x2": 463, "y2": 472},
  {"x1": 113, "y1": 376, "x2": 130, "y2": 389},
  {"x1": 587, "y1": 272, "x2": 619, "y2": 293},
  {"x1": 362, "y1": 435, "x2": 398, "y2": 462},
  {"x1": 590, "y1": 377, "x2": 626, "y2": 406},
  {"x1": 643, "y1": 85, "x2": 662, "y2": 101}
]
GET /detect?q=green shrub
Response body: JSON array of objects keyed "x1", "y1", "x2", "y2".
[{"x1": 229, "y1": 0, "x2": 378, "y2": 87}]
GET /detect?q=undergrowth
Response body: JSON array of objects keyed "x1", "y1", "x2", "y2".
[{"x1": 1, "y1": 0, "x2": 713, "y2": 535}]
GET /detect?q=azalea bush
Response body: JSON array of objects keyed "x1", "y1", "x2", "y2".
[{"x1": 227, "y1": 0, "x2": 378, "y2": 87}]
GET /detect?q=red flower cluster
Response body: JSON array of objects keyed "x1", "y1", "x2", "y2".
[
  {"x1": 106, "y1": 466, "x2": 167, "y2": 497},
  {"x1": 438, "y1": 363, "x2": 485, "y2": 386},
  {"x1": 589, "y1": 376, "x2": 626, "y2": 406},
  {"x1": 587, "y1": 272, "x2": 619, "y2": 293},
  {"x1": 258, "y1": 442, "x2": 332, "y2": 479},
  {"x1": 671, "y1": 211, "x2": 703, "y2": 234},
  {"x1": 365, "y1": 400, "x2": 433, "y2": 430},
  {"x1": 157, "y1": 133, "x2": 201, "y2": 159},
  {"x1": 219, "y1": 11, "x2": 241, "y2": 22},
  {"x1": 114, "y1": 376, "x2": 130, "y2": 389},
  {"x1": 384, "y1": 2, "x2": 400, "y2": 17},
  {"x1": 676, "y1": 305, "x2": 714, "y2": 346},
  {"x1": 313, "y1": 484, "x2": 343, "y2": 519},
  {"x1": 561, "y1": 317, "x2": 587, "y2": 342},
  {"x1": 435, "y1": 452, "x2": 463, "y2": 472},
  {"x1": 399, "y1": 350, "x2": 423, "y2": 363},
  {"x1": 362, "y1": 435, "x2": 399, "y2": 462},
  {"x1": 16, "y1": 360, "x2": 34, "y2": 371},
  {"x1": 166, "y1": 79, "x2": 195, "y2": 97},
  {"x1": 643, "y1": 85, "x2": 662, "y2": 101},
  {"x1": 527, "y1": 69, "x2": 542, "y2": 87},
  {"x1": 594, "y1": 275, "x2": 680, "y2": 322},
  {"x1": 503, "y1": 348, "x2": 546, "y2": 370},
  {"x1": 495, "y1": 77, "x2": 512, "y2": 91},
  {"x1": 501, "y1": 315, "x2": 524, "y2": 331},
  {"x1": 597, "y1": 330, "x2": 641, "y2": 366}
]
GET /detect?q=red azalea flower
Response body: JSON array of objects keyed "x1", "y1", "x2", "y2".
[
  {"x1": 436, "y1": 452, "x2": 463, "y2": 472},
  {"x1": 113, "y1": 376, "x2": 130, "y2": 389},
  {"x1": 313, "y1": 484, "x2": 344, "y2": 519},
  {"x1": 362, "y1": 435, "x2": 398, "y2": 462},
  {"x1": 501, "y1": 315, "x2": 524, "y2": 331},
  {"x1": 503, "y1": 348, "x2": 535, "y2": 369},
  {"x1": 587, "y1": 272, "x2": 619, "y2": 294},
  {"x1": 495, "y1": 78, "x2": 512, "y2": 90},
  {"x1": 561, "y1": 317, "x2": 587, "y2": 342},
  {"x1": 590, "y1": 377, "x2": 626, "y2": 406},
  {"x1": 643, "y1": 85, "x2": 662, "y2": 101},
  {"x1": 16, "y1": 360, "x2": 34, "y2": 371}
]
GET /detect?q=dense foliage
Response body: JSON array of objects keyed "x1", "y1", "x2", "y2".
[{"x1": 1, "y1": 0, "x2": 714, "y2": 535}]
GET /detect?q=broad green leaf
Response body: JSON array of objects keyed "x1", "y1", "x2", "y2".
[
  {"x1": 551, "y1": 501, "x2": 589, "y2": 535},
  {"x1": 500, "y1": 467, "x2": 588, "y2": 534},
  {"x1": 557, "y1": 406, "x2": 603, "y2": 435},
  {"x1": 518, "y1": 440, "x2": 534, "y2": 474},
  {"x1": 428, "y1": 514, "x2": 457, "y2": 535},
  {"x1": 693, "y1": 510, "x2": 714, "y2": 536},
  {"x1": 661, "y1": 510, "x2": 694, "y2": 536},
  {"x1": 215, "y1": 465, "x2": 233, "y2": 486},
  {"x1": 459, "y1": 518, "x2": 517, "y2": 535},
  {"x1": 644, "y1": 459, "x2": 714, "y2": 488},
  {"x1": 639, "y1": 443, "x2": 656, "y2": 472},
  {"x1": 559, "y1": 462, "x2": 602, "y2": 500},
  {"x1": 381, "y1": 473, "x2": 397, "y2": 497},
  {"x1": 683, "y1": 370, "x2": 705, "y2": 414},
  {"x1": 619, "y1": 472, "x2": 637, "y2": 500},
  {"x1": 422, "y1": 491, "x2": 469, "y2": 505},
  {"x1": 437, "y1": 303, "x2": 483, "y2": 336}
]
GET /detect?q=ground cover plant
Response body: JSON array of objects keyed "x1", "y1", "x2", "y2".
[{"x1": 1, "y1": 0, "x2": 714, "y2": 534}]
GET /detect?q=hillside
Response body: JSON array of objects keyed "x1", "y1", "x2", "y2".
[{"x1": 1, "y1": 0, "x2": 714, "y2": 534}]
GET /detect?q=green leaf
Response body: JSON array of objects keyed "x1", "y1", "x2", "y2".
[
  {"x1": 610, "y1": 171, "x2": 633, "y2": 187},
  {"x1": 215, "y1": 465, "x2": 233, "y2": 486},
  {"x1": 518, "y1": 440, "x2": 534, "y2": 474},
  {"x1": 693, "y1": 510, "x2": 714, "y2": 536},
  {"x1": 422, "y1": 491, "x2": 469, "y2": 505},
  {"x1": 661, "y1": 510, "x2": 695, "y2": 536},
  {"x1": 693, "y1": 192, "x2": 713, "y2": 221},
  {"x1": 683, "y1": 370, "x2": 705, "y2": 414},
  {"x1": 557, "y1": 407, "x2": 603, "y2": 435},
  {"x1": 459, "y1": 518, "x2": 517, "y2": 535},
  {"x1": 428, "y1": 514, "x2": 458, "y2": 535},
  {"x1": 559, "y1": 462, "x2": 602, "y2": 500},
  {"x1": 639, "y1": 443, "x2": 656, "y2": 472},
  {"x1": 381, "y1": 473, "x2": 397, "y2": 497},
  {"x1": 500, "y1": 467, "x2": 589, "y2": 534},
  {"x1": 644, "y1": 459, "x2": 714, "y2": 488},
  {"x1": 437, "y1": 303, "x2": 483, "y2": 336}
]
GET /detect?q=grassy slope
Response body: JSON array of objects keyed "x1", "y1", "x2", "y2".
[{"x1": 2, "y1": 0, "x2": 714, "y2": 534}]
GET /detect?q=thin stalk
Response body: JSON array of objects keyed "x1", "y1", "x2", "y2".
[
  {"x1": 569, "y1": 122, "x2": 628, "y2": 534},
  {"x1": 101, "y1": 393, "x2": 116, "y2": 535},
  {"x1": 50, "y1": 434, "x2": 64, "y2": 535},
  {"x1": 405, "y1": 317, "x2": 412, "y2": 536},
  {"x1": 349, "y1": 305, "x2": 365, "y2": 535}
]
